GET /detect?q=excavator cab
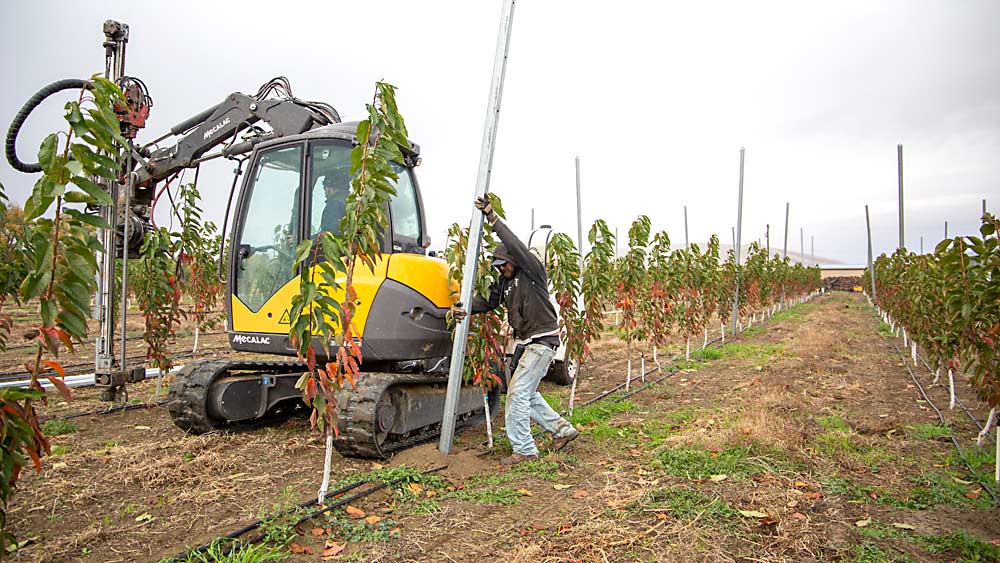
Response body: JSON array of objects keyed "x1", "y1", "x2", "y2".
[{"x1": 170, "y1": 123, "x2": 501, "y2": 458}]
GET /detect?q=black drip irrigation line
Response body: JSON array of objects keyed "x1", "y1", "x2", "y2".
[
  {"x1": 164, "y1": 466, "x2": 446, "y2": 563},
  {"x1": 891, "y1": 342, "x2": 1000, "y2": 506},
  {"x1": 914, "y1": 352, "x2": 994, "y2": 443},
  {"x1": 1, "y1": 329, "x2": 227, "y2": 353}
]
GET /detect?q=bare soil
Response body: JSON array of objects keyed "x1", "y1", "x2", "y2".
[{"x1": 7, "y1": 292, "x2": 999, "y2": 563}]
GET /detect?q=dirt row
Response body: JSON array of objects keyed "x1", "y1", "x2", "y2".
[{"x1": 8, "y1": 292, "x2": 999, "y2": 562}]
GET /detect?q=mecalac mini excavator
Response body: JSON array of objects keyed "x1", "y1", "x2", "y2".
[{"x1": 5, "y1": 20, "x2": 498, "y2": 458}]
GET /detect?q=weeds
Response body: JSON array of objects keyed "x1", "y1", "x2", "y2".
[
  {"x1": 163, "y1": 539, "x2": 287, "y2": 563},
  {"x1": 40, "y1": 419, "x2": 76, "y2": 436},
  {"x1": 640, "y1": 488, "x2": 738, "y2": 528},
  {"x1": 257, "y1": 488, "x2": 305, "y2": 547},
  {"x1": 444, "y1": 487, "x2": 521, "y2": 505},
  {"x1": 653, "y1": 445, "x2": 758, "y2": 479},
  {"x1": 916, "y1": 530, "x2": 1000, "y2": 561},
  {"x1": 906, "y1": 423, "x2": 951, "y2": 440},
  {"x1": 851, "y1": 542, "x2": 913, "y2": 563}
]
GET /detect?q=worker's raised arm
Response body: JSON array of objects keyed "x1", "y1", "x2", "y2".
[{"x1": 475, "y1": 196, "x2": 546, "y2": 281}]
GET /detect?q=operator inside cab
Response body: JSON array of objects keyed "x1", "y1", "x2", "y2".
[{"x1": 316, "y1": 171, "x2": 348, "y2": 236}]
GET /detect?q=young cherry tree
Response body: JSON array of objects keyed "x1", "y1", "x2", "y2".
[
  {"x1": 443, "y1": 194, "x2": 506, "y2": 446},
  {"x1": 616, "y1": 215, "x2": 651, "y2": 389},
  {"x1": 287, "y1": 82, "x2": 411, "y2": 503},
  {"x1": 646, "y1": 231, "x2": 675, "y2": 366},
  {"x1": 1, "y1": 76, "x2": 124, "y2": 550}
]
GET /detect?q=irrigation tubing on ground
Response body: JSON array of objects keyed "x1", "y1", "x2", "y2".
[
  {"x1": 0, "y1": 330, "x2": 227, "y2": 353},
  {"x1": 46, "y1": 400, "x2": 168, "y2": 422},
  {"x1": 165, "y1": 466, "x2": 446, "y2": 562},
  {"x1": 891, "y1": 342, "x2": 1000, "y2": 506},
  {"x1": 914, "y1": 351, "x2": 993, "y2": 443},
  {"x1": 0, "y1": 346, "x2": 231, "y2": 382}
]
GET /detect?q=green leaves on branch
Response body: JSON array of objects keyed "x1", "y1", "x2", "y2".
[
  {"x1": 288, "y1": 81, "x2": 411, "y2": 433},
  {"x1": 868, "y1": 213, "x2": 1000, "y2": 408},
  {"x1": 444, "y1": 193, "x2": 507, "y2": 388}
]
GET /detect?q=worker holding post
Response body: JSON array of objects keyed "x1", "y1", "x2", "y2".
[{"x1": 452, "y1": 196, "x2": 580, "y2": 466}]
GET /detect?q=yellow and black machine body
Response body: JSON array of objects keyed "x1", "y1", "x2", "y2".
[{"x1": 166, "y1": 122, "x2": 500, "y2": 458}]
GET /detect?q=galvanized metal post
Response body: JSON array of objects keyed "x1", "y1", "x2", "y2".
[
  {"x1": 439, "y1": 0, "x2": 516, "y2": 455},
  {"x1": 783, "y1": 202, "x2": 789, "y2": 258},
  {"x1": 684, "y1": 205, "x2": 689, "y2": 250},
  {"x1": 530, "y1": 208, "x2": 534, "y2": 230},
  {"x1": 920, "y1": 236, "x2": 923, "y2": 255},
  {"x1": 983, "y1": 199, "x2": 987, "y2": 216},
  {"x1": 897, "y1": 144, "x2": 904, "y2": 249},
  {"x1": 811, "y1": 235, "x2": 814, "y2": 263},
  {"x1": 766, "y1": 224, "x2": 770, "y2": 256},
  {"x1": 800, "y1": 227, "x2": 804, "y2": 263},
  {"x1": 730, "y1": 148, "x2": 745, "y2": 337},
  {"x1": 866, "y1": 205, "x2": 876, "y2": 300},
  {"x1": 575, "y1": 156, "x2": 584, "y2": 272},
  {"x1": 944, "y1": 221, "x2": 948, "y2": 238}
]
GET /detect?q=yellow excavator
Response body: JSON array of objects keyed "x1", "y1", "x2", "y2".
[{"x1": 6, "y1": 69, "x2": 499, "y2": 458}]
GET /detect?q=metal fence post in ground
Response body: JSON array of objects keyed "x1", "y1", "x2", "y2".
[
  {"x1": 439, "y1": 0, "x2": 516, "y2": 455},
  {"x1": 897, "y1": 144, "x2": 904, "y2": 249},
  {"x1": 684, "y1": 205, "x2": 689, "y2": 250},
  {"x1": 730, "y1": 148, "x2": 745, "y2": 337},
  {"x1": 866, "y1": 205, "x2": 876, "y2": 300}
]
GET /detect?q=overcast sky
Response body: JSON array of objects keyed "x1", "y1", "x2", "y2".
[{"x1": 2, "y1": 1, "x2": 998, "y2": 264}]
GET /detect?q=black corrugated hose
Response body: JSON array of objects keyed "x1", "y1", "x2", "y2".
[{"x1": 5, "y1": 78, "x2": 89, "y2": 173}]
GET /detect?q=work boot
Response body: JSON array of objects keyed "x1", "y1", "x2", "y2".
[
  {"x1": 500, "y1": 452, "x2": 538, "y2": 466},
  {"x1": 549, "y1": 427, "x2": 580, "y2": 452}
]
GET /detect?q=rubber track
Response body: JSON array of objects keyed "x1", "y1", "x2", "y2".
[
  {"x1": 334, "y1": 372, "x2": 499, "y2": 459},
  {"x1": 167, "y1": 359, "x2": 305, "y2": 434}
]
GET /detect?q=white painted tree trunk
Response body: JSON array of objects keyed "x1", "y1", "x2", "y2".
[
  {"x1": 640, "y1": 353, "x2": 646, "y2": 382},
  {"x1": 977, "y1": 407, "x2": 995, "y2": 447},
  {"x1": 703, "y1": 328, "x2": 708, "y2": 349},
  {"x1": 933, "y1": 366, "x2": 941, "y2": 385},
  {"x1": 317, "y1": 427, "x2": 334, "y2": 505},
  {"x1": 568, "y1": 365, "x2": 579, "y2": 415},
  {"x1": 483, "y1": 392, "x2": 494, "y2": 448},
  {"x1": 948, "y1": 368, "x2": 956, "y2": 410},
  {"x1": 721, "y1": 322, "x2": 725, "y2": 343},
  {"x1": 685, "y1": 338, "x2": 690, "y2": 361},
  {"x1": 995, "y1": 426, "x2": 999, "y2": 485},
  {"x1": 653, "y1": 345, "x2": 660, "y2": 368},
  {"x1": 911, "y1": 341, "x2": 917, "y2": 365},
  {"x1": 192, "y1": 325, "x2": 200, "y2": 353},
  {"x1": 902, "y1": 328, "x2": 907, "y2": 347}
]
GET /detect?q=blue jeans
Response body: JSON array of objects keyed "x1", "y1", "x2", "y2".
[{"x1": 505, "y1": 343, "x2": 575, "y2": 456}]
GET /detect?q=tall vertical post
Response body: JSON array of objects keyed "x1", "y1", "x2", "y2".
[
  {"x1": 530, "y1": 208, "x2": 534, "y2": 230},
  {"x1": 574, "y1": 156, "x2": 584, "y2": 272},
  {"x1": 944, "y1": 221, "x2": 949, "y2": 238},
  {"x1": 731, "y1": 227, "x2": 735, "y2": 251},
  {"x1": 866, "y1": 205, "x2": 876, "y2": 299},
  {"x1": 783, "y1": 202, "x2": 789, "y2": 258},
  {"x1": 800, "y1": 227, "x2": 804, "y2": 263},
  {"x1": 766, "y1": 224, "x2": 770, "y2": 255},
  {"x1": 811, "y1": 235, "x2": 814, "y2": 263},
  {"x1": 920, "y1": 236, "x2": 923, "y2": 255},
  {"x1": 684, "y1": 205, "x2": 689, "y2": 250},
  {"x1": 615, "y1": 227, "x2": 619, "y2": 257},
  {"x1": 730, "y1": 148, "x2": 745, "y2": 337},
  {"x1": 897, "y1": 144, "x2": 904, "y2": 249},
  {"x1": 983, "y1": 199, "x2": 987, "y2": 216},
  {"x1": 440, "y1": 0, "x2": 516, "y2": 455}
]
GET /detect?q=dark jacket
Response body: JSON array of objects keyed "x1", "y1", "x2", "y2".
[{"x1": 470, "y1": 219, "x2": 559, "y2": 342}]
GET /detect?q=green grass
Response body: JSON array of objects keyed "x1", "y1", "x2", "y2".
[
  {"x1": 716, "y1": 342, "x2": 786, "y2": 363},
  {"x1": 322, "y1": 513, "x2": 399, "y2": 542},
  {"x1": 162, "y1": 539, "x2": 287, "y2": 563},
  {"x1": 50, "y1": 445, "x2": 71, "y2": 456},
  {"x1": 769, "y1": 305, "x2": 812, "y2": 325},
  {"x1": 690, "y1": 347, "x2": 724, "y2": 361},
  {"x1": 876, "y1": 322, "x2": 893, "y2": 337},
  {"x1": 916, "y1": 530, "x2": 1000, "y2": 561},
  {"x1": 851, "y1": 542, "x2": 913, "y2": 563},
  {"x1": 653, "y1": 444, "x2": 764, "y2": 479},
  {"x1": 41, "y1": 419, "x2": 76, "y2": 436},
  {"x1": 906, "y1": 423, "x2": 951, "y2": 440},
  {"x1": 824, "y1": 472, "x2": 993, "y2": 510},
  {"x1": 639, "y1": 488, "x2": 739, "y2": 529},
  {"x1": 815, "y1": 415, "x2": 851, "y2": 433}
]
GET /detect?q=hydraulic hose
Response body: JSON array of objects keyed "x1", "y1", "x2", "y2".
[{"x1": 5, "y1": 78, "x2": 90, "y2": 173}]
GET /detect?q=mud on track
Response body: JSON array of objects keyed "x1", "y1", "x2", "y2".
[{"x1": 7, "y1": 292, "x2": 1000, "y2": 562}]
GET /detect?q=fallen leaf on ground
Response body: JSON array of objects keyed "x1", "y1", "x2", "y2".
[
  {"x1": 761, "y1": 516, "x2": 779, "y2": 525},
  {"x1": 553, "y1": 484, "x2": 572, "y2": 490},
  {"x1": 289, "y1": 543, "x2": 313, "y2": 554},
  {"x1": 803, "y1": 492, "x2": 823, "y2": 500},
  {"x1": 737, "y1": 510, "x2": 768, "y2": 518},
  {"x1": 311, "y1": 527, "x2": 324, "y2": 537},
  {"x1": 408, "y1": 482, "x2": 423, "y2": 494},
  {"x1": 791, "y1": 512, "x2": 807, "y2": 520},
  {"x1": 322, "y1": 541, "x2": 346, "y2": 558},
  {"x1": 710, "y1": 474, "x2": 728, "y2": 482},
  {"x1": 365, "y1": 515, "x2": 381, "y2": 525},
  {"x1": 371, "y1": 462, "x2": 384, "y2": 470},
  {"x1": 964, "y1": 488, "x2": 982, "y2": 500},
  {"x1": 571, "y1": 489, "x2": 589, "y2": 499},
  {"x1": 855, "y1": 518, "x2": 871, "y2": 528},
  {"x1": 134, "y1": 425, "x2": 151, "y2": 430},
  {"x1": 793, "y1": 481, "x2": 808, "y2": 489},
  {"x1": 656, "y1": 513, "x2": 668, "y2": 520},
  {"x1": 425, "y1": 490, "x2": 437, "y2": 497},
  {"x1": 892, "y1": 523, "x2": 916, "y2": 530},
  {"x1": 344, "y1": 505, "x2": 366, "y2": 519},
  {"x1": 517, "y1": 488, "x2": 534, "y2": 496},
  {"x1": 952, "y1": 477, "x2": 973, "y2": 485}
]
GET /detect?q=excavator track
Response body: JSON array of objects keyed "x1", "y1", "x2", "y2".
[
  {"x1": 169, "y1": 359, "x2": 500, "y2": 459},
  {"x1": 334, "y1": 372, "x2": 500, "y2": 459},
  {"x1": 167, "y1": 359, "x2": 306, "y2": 434}
]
